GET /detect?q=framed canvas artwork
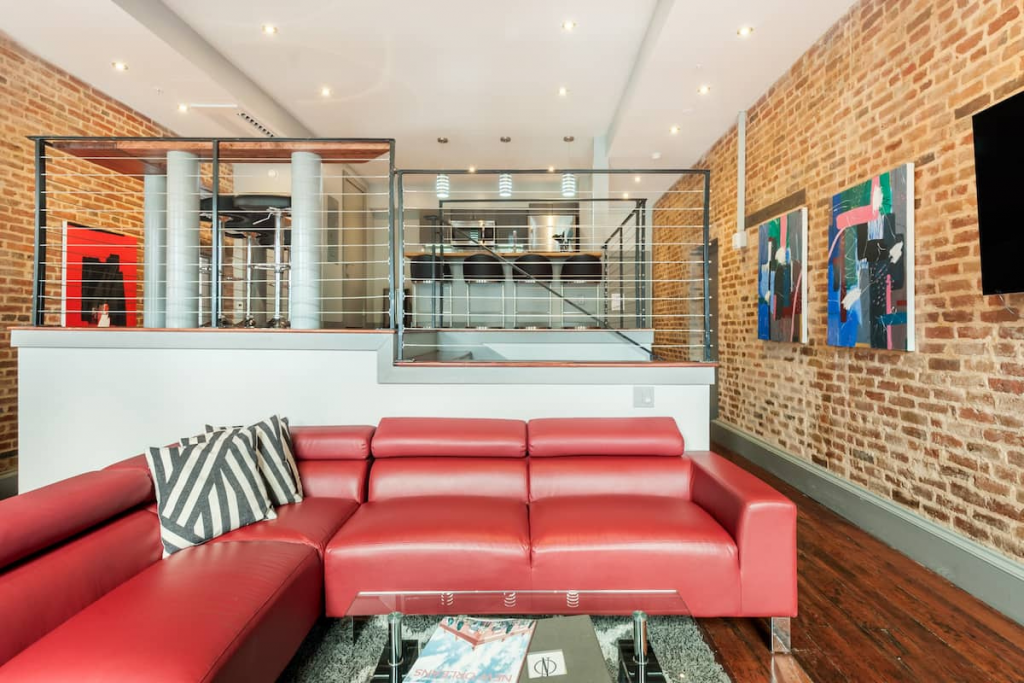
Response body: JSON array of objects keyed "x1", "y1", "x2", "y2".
[
  {"x1": 61, "y1": 222, "x2": 139, "y2": 328},
  {"x1": 827, "y1": 164, "x2": 914, "y2": 350},
  {"x1": 758, "y1": 207, "x2": 808, "y2": 343}
]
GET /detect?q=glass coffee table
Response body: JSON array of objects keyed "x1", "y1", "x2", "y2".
[{"x1": 346, "y1": 589, "x2": 689, "y2": 682}]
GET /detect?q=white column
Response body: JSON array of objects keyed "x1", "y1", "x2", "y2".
[
  {"x1": 165, "y1": 151, "x2": 200, "y2": 328},
  {"x1": 289, "y1": 151, "x2": 323, "y2": 329},
  {"x1": 143, "y1": 174, "x2": 166, "y2": 327}
]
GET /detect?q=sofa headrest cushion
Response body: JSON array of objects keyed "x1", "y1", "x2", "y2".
[
  {"x1": 290, "y1": 425, "x2": 375, "y2": 460},
  {"x1": 527, "y1": 417, "x2": 684, "y2": 457},
  {"x1": 0, "y1": 468, "x2": 154, "y2": 570},
  {"x1": 372, "y1": 418, "x2": 527, "y2": 458}
]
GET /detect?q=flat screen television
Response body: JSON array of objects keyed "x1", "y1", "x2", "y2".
[{"x1": 973, "y1": 89, "x2": 1024, "y2": 295}]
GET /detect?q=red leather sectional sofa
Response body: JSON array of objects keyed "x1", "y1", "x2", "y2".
[{"x1": 0, "y1": 417, "x2": 796, "y2": 682}]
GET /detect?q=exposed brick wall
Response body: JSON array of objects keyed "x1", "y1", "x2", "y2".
[
  {"x1": 655, "y1": 0, "x2": 1024, "y2": 559},
  {"x1": 0, "y1": 32, "x2": 175, "y2": 471}
]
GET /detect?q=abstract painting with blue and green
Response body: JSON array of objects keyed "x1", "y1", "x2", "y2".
[
  {"x1": 758, "y1": 207, "x2": 808, "y2": 343},
  {"x1": 827, "y1": 163, "x2": 914, "y2": 350}
]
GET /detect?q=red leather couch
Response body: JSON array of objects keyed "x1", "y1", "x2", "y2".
[{"x1": 0, "y1": 417, "x2": 796, "y2": 681}]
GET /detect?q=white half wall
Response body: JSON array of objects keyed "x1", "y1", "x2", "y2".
[{"x1": 13, "y1": 330, "x2": 713, "y2": 491}]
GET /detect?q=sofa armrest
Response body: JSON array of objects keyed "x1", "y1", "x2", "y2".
[{"x1": 689, "y1": 451, "x2": 797, "y2": 616}]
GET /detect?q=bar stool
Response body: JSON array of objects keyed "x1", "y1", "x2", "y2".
[
  {"x1": 233, "y1": 194, "x2": 292, "y2": 328},
  {"x1": 512, "y1": 254, "x2": 554, "y2": 329},
  {"x1": 559, "y1": 254, "x2": 602, "y2": 328},
  {"x1": 462, "y1": 253, "x2": 506, "y2": 329},
  {"x1": 199, "y1": 195, "x2": 248, "y2": 328},
  {"x1": 410, "y1": 255, "x2": 451, "y2": 328}
]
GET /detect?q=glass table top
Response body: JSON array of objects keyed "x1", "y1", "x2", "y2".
[{"x1": 345, "y1": 588, "x2": 690, "y2": 617}]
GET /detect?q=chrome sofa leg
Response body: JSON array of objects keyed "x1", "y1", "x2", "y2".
[{"x1": 771, "y1": 617, "x2": 791, "y2": 653}]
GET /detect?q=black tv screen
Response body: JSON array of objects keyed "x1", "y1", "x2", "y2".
[{"x1": 973, "y1": 89, "x2": 1024, "y2": 295}]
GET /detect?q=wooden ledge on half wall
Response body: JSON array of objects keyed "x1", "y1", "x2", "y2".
[{"x1": 8, "y1": 327, "x2": 393, "y2": 334}]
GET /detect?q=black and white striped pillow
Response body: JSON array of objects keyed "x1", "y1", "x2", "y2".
[
  {"x1": 146, "y1": 427, "x2": 275, "y2": 557},
  {"x1": 203, "y1": 415, "x2": 303, "y2": 506}
]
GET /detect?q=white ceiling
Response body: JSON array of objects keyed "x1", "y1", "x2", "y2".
[{"x1": 1, "y1": 0, "x2": 855, "y2": 179}]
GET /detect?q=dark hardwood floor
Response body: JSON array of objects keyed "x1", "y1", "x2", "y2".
[{"x1": 703, "y1": 443, "x2": 1024, "y2": 683}]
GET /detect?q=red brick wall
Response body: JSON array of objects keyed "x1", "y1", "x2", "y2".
[
  {"x1": 655, "y1": 0, "x2": 1023, "y2": 559},
  {"x1": 0, "y1": 32, "x2": 175, "y2": 473}
]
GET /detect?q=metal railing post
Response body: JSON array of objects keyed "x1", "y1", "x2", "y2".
[
  {"x1": 395, "y1": 171, "x2": 405, "y2": 360},
  {"x1": 32, "y1": 138, "x2": 47, "y2": 326},
  {"x1": 387, "y1": 142, "x2": 396, "y2": 336},
  {"x1": 211, "y1": 140, "x2": 221, "y2": 327},
  {"x1": 702, "y1": 171, "x2": 712, "y2": 362}
]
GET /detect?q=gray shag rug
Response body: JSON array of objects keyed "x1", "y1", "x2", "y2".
[{"x1": 278, "y1": 615, "x2": 730, "y2": 683}]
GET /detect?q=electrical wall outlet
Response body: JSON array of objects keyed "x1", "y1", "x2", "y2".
[{"x1": 633, "y1": 386, "x2": 655, "y2": 408}]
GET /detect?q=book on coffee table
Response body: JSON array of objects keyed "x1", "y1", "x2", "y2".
[
  {"x1": 405, "y1": 616, "x2": 536, "y2": 683},
  {"x1": 518, "y1": 615, "x2": 613, "y2": 682}
]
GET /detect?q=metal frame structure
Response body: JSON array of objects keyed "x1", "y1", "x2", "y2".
[
  {"x1": 29, "y1": 139, "x2": 711, "y2": 363},
  {"x1": 29, "y1": 135, "x2": 395, "y2": 330},
  {"x1": 395, "y1": 168, "x2": 711, "y2": 362}
]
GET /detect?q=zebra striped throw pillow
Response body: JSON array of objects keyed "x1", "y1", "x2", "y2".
[
  {"x1": 147, "y1": 427, "x2": 275, "y2": 557},
  {"x1": 203, "y1": 415, "x2": 303, "y2": 507}
]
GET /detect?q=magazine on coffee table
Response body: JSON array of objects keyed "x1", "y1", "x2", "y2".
[{"x1": 405, "y1": 616, "x2": 536, "y2": 683}]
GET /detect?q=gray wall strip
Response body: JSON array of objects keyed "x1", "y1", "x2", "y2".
[{"x1": 711, "y1": 419, "x2": 1024, "y2": 626}]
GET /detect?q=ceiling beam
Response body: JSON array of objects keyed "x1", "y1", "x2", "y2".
[
  {"x1": 604, "y1": 0, "x2": 675, "y2": 157},
  {"x1": 111, "y1": 0, "x2": 313, "y2": 138}
]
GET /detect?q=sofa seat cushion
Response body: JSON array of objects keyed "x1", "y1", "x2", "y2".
[
  {"x1": 210, "y1": 497, "x2": 359, "y2": 558},
  {"x1": 0, "y1": 541, "x2": 322, "y2": 683},
  {"x1": 530, "y1": 496, "x2": 741, "y2": 616},
  {"x1": 325, "y1": 496, "x2": 531, "y2": 616}
]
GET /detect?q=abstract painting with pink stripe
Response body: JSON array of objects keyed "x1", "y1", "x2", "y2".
[{"x1": 827, "y1": 164, "x2": 915, "y2": 350}]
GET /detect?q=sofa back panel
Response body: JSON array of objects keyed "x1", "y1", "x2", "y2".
[
  {"x1": 297, "y1": 460, "x2": 369, "y2": 502},
  {"x1": 372, "y1": 418, "x2": 527, "y2": 458},
  {"x1": 369, "y1": 458, "x2": 529, "y2": 502},
  {"x1": 291, "y1": 425, "x2": 375, "y2": 461},
  {"x1": 528, "y1": 456, "x2": 693, "y2": 501},
  {"x1": 0, "y1": 508, "x2": 160, "y2": 666},
  {"x1": 527, "y1": 417, "x2": 684, "y2": 457},
  {"x1": 0, "y1": 469, "x2": 154, "y2": 571}
]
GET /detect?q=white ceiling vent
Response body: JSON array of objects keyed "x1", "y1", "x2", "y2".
[{"x1": 188, "y1": 104, "x2": 277, "y2": 138}]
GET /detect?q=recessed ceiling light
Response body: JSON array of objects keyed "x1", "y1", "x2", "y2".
[
  {"x1": 177, "y1": 103, "x2": 188, "y2": 113},
  {"x1": 112, "y1": 61, "x2": 128, "y2": 72},
  {"x1": 262, "y1": 24, "x2": 278, "y2": 35},
  {"x1": 737, "y1": 26, "x2": 754, "y2": 37},
  {"x1": 558, "y1": 86, "x2": 568, "y2": 97},
  {"x1": 670, "y1": 125, "x2": 680, "y2": 134},
  {"x1": 468, "y1": 166, "x2": 476, "y2": 173},
  {"x1": 651, "y1": 152, "x2": 662, "y2": 160},
  {"x1": 697, "y1": 84, "x2": 711, "y2": 95},
  {"x1": 561, "y1": 20, "x2": 577, "y2": 32},
  {"x1": 548, "y1": 165, "x2": 555, "y2": 173},
  {"x1": 634, "y1": 175, "x2": 641, "y2": 183},
  {"x1": 623, "y1": 192, "x2": 630, "y2": 199},
  {"x1": 320, "y1": 86, "x2": 331, "y2": 97},
  {"x1": 268, "y1": 169, "x2": 278, "y2": 178}
]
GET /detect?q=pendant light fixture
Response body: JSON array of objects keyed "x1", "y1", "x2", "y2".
[
  {"x1": 498, "y1": 136, "x2": 512, "y2": 198},
  {"x1": 435, "y1": 137, "x2": 450, "y2": 199},
  {"x1": 561, "y1": 136, "x2": 576, "y2": 198}
]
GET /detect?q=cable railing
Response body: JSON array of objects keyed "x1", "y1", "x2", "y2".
[
  {"x1": 30, "y1": 136, "x2": 395, "y2": 331},
  {"x1": 395, "y1": 169, "x2": 712, "y2": 362},
  {"x1": 28, "y1": 137, "x2": 713, "y2": 364}
]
